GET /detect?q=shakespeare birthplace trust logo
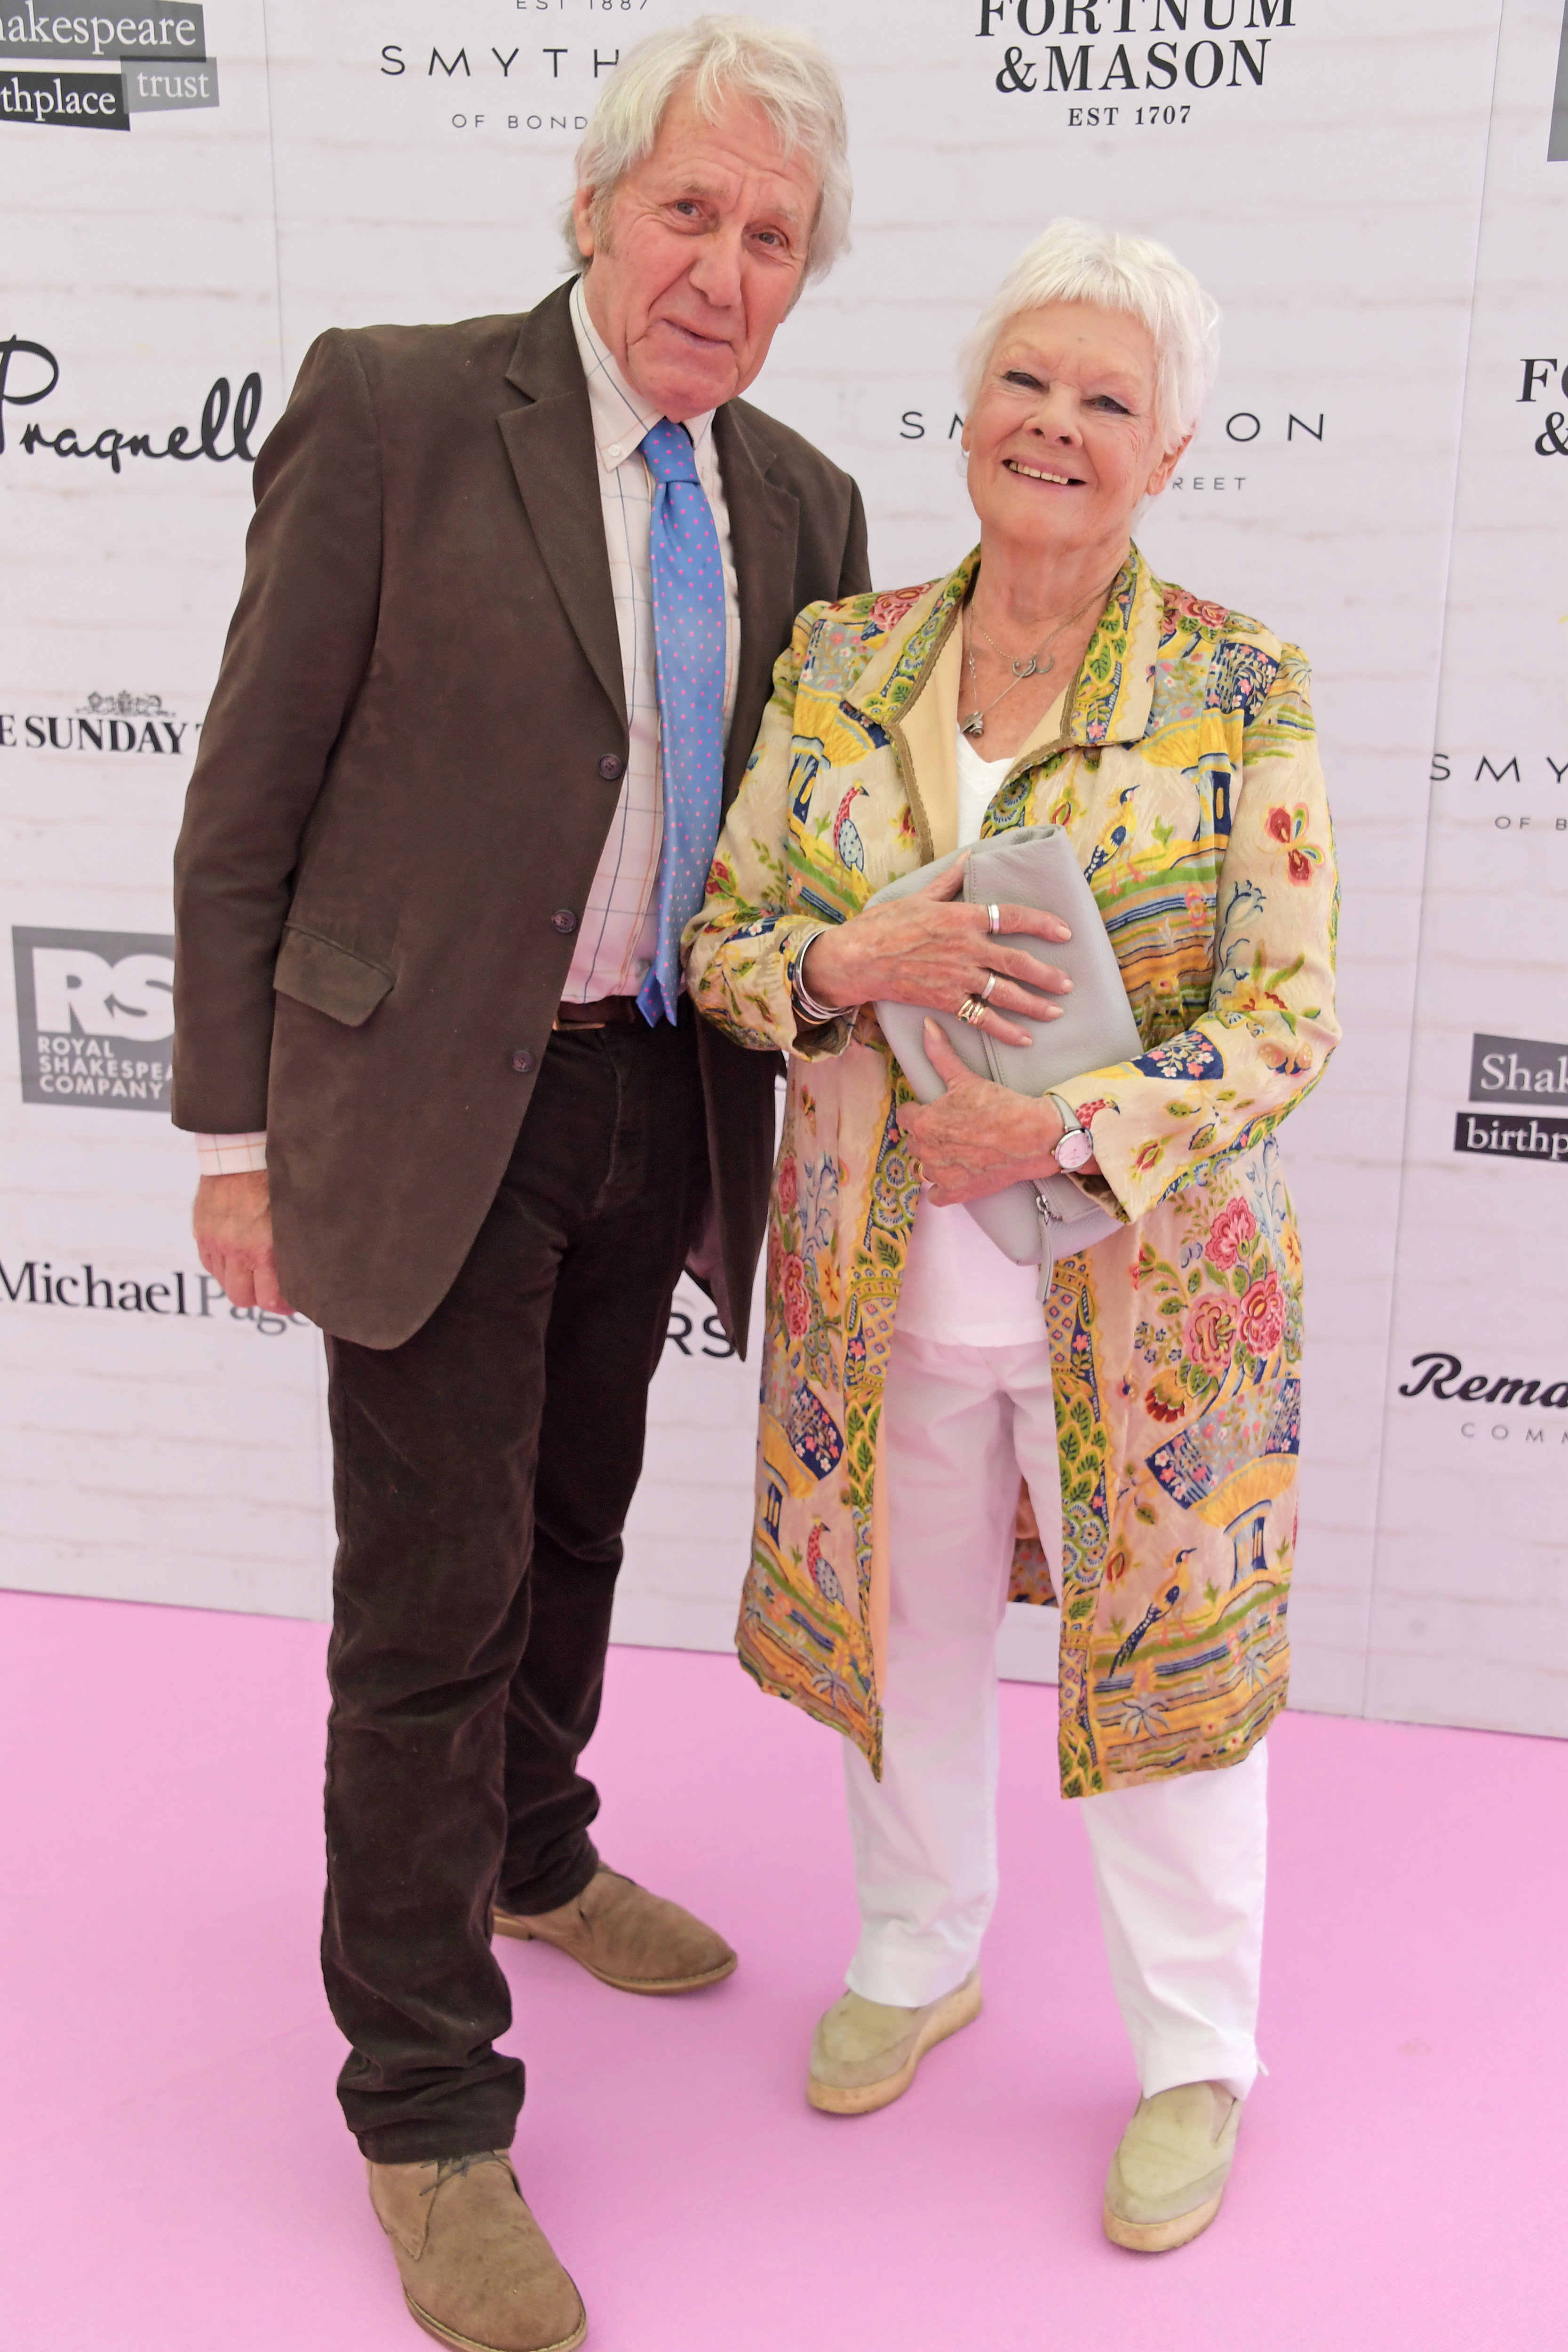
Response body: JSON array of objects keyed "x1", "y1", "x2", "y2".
[
  {"x1": 0, "y1": 6, "x2": 217, "y2": 130},
  {"x1": 1455, "y1": 1033, "x2": 1568, "y2": 1165},
  {"x1": 12, "y1": 925, "x2": 174, "y2": 1110}
]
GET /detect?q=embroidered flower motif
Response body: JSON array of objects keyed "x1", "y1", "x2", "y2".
[
  {"x1": 1132, "y1": 1139, "x2": 1165, "y2": 1175},
  {"x1": 1239, "y1": 1271, "x2": 1286, "y2": 1357},
  {"x1": 1145, "y1": 1380, "x2": 1185, "y2": 1423},
  {"x1": 1266, "y1": 804, "x2": 1322, "y2": 885},
  {"x1": 1205, "y1": 1197, "x2": 1257, "y2": 1270},
  {"x1": 777, "y1": 1156, "x2": 799, "y2": 1215},
  {"x1": 1133, "y1": 1035, "x2": 1224, "y2": 1083},
  {"x1": 1186, "y1": 1295, "x2": 1236, "y2": 1374},
  {"x1": 782, "y1": 1253, "x2": 811, "y2": 1339},
  {"x1": 867, "y1": 585, "x2": 925, "y2": 636},
  {"x1": 1262, "y1": 1040, "x2": 1313, "y2": 1077}
]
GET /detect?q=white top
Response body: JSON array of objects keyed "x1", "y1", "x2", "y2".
[
  {"x1": 895, "y1": 718, "x2": 1064, "y2": 1350},
  {"x1": 195, "y1": 276, "x2": 743, "y2": 1175}
]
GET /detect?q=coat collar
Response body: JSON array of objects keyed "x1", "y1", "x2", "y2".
[
  {"x1": 498, "y1": 278, "x2": 802, "y2": 796},
  {"x1": 714, "y1": 399, "x2": 800, "y2": 801},
  {"x1": 853, "y1": 543, "x2": 1160, "y2": 752},
  {"x1": 498, "y1": 280, "x2": 626, "y2": 726}
]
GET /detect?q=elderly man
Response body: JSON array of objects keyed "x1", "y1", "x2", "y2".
[{"x1": 172, "y1": 20, "x2": 866, "y2": 2348}]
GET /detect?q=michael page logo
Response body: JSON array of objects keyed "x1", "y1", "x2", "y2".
[
  {"x1": 0, "y1": 7, "x2": 218, "y2": 130},
  {"x1": 11, "y1": 925, "x2": 174, "y2": 1109}
]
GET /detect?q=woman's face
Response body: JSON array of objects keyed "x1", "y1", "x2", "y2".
[{"x1": 963, "y1": 301, "x2": 1188, "y2": 566}]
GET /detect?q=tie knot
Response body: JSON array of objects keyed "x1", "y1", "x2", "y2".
[{"x1": 639, "y1": 417, "x2": 701, "y2": 486}]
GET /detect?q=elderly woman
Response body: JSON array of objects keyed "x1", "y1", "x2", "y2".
[{"x1": 685, "y1": 220, "x2": 1338, "y2": 2250}]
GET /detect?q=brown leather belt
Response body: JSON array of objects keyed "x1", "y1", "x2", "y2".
[{"x1": 552, "y1": 995, "x2": 639, "y2": 1030}]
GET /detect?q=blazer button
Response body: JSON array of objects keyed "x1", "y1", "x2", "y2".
[
  {"x1": 551, "y1": 908, "x2": 578, "y2": 934},
  {"x1": 509, "y1": 1048, "x2": 536, "y2": 1074},
  {"x1": 597, "y1": 754, "x2": 624, "y2": 782}
]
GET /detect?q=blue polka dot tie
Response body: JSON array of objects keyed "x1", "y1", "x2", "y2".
[{"x1": 636, "y1": 417, "x2": 726, "y2": 1028}]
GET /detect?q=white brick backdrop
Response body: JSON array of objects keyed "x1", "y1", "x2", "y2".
[{"x1": 2, "y1": 0, "x2": 1565, "y2": 1731}]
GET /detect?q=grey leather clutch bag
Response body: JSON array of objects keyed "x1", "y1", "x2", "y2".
[{"x1": 866, "y1": 825, "x2": 1142, "y2": 1283}]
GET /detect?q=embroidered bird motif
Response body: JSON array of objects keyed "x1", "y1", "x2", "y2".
[
  {"x1": 833, "y1": 785, "x2": 868, "y2": 874},
  {"x1": 805, "y1": 1520, "x2": 843, "y2": 1605}
]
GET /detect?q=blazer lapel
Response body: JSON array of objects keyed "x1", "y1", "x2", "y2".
[
  {"x1": 715, "y1": 401, "x2": 799, "y2": 803},
  {"x1": 499, "y1": 282, "x2": 627, "y2": 729}
]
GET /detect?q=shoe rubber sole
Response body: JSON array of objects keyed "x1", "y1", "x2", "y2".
[
  {"x1": 806, "y1": 1972, "x2": 983, "y2": 2116},
  {"x1": 1101, "y1": 2185, "x2": 1225, "y2": 2254},
  {"x1": 492, "y1": 1909, "x2": 738, "y2": 1996},
  {"x1": 406, "y1": 2285, "x2": 588, "y2": 2352}
]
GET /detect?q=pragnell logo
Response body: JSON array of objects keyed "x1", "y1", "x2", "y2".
[
  {"x1": 0, "y1": 337, "x2": 260, "y2": 473},
  {"x1": 978, "y1": 0, "x2": 1296, "y2": 105},
  {"x1": 0, "y1": 1257, "x2": 308, "y2": 1336}
]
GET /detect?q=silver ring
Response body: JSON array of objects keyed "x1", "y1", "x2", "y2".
[
  {"x1": 986, "y1": 903, "x2": 1002, "y2": 936},
  {"x1": 957, "y1": 993, "x2": 987, "y2": 1027},
  {"x1": 978, "y1": 970, "x2": 998, "y2": 1002}
]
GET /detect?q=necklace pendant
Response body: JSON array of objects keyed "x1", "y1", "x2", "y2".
[
  {"x1": 960, "y1": 710, "x2": 985, "y2": 739},
  {"x1": 1012, "y1": 654, "x2": 1039, "y2": 680}
]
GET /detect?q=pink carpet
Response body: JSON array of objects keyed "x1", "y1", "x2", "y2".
[{"x1": 1, "y1": 1588, "x2": 1560, "y2": 2349}]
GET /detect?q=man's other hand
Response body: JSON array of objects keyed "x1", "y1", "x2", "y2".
[{"x1": 193, "y1": 1169, "x2": 294, "y2": 1314}]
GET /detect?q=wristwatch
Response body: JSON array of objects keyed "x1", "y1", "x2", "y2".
[{"x1": 1046, "y1": 1092, "x2": 1096, "y2": 1174}]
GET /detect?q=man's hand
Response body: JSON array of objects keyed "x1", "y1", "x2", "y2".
[
  {"x1": 899, "y1": 1021, "x2": 1098, "y2": 1205},
  {"x1": 192, "y1": 1168, "x2": 294, "y2": 1314}
]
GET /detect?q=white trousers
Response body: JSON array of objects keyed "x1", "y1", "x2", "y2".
[{"x1": 844, "y1": 1326, "x2": 1267, "y2": 2101}]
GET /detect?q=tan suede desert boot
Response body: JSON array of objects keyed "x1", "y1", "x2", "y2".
[
  {"x1": 366, "y1": 2150, "x2": 586, "y2": 2352},
  {"x1": 1103, "y1": 2081, "x2": 1242, "y2": 2253},
  {"x1": 806, "y1": 1971, "x2": 982, "y2": 2115},
  {"x1": 493, "y1": 1867, "x2": 736, "y2": 1994}
]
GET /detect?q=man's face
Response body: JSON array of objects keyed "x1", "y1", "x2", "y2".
[{"x1": 575, "y1": 83, "x2": 820, "y2": 419}]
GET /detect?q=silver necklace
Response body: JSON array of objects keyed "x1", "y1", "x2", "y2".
[{"x1": 958, "y1": 577, "x2": 1114, "y2": 740}]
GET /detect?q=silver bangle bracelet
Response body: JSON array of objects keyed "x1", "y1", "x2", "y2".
[{"x1": 791, "y1": 926, "x2": 858, "y2": 1025}]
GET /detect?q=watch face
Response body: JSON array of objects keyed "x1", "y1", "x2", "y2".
[{"x1": 1057, "y1": 1127, "x2": 1095, "y2": 1171}]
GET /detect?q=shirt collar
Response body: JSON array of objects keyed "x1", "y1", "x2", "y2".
[{"x1": 569, "y1": 273, "x2": 716, "y2": 471}]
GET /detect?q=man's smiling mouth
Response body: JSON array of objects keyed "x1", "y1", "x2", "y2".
[{"x1": 1004, "y1": 458, "x2": 1081, "y2": 486}]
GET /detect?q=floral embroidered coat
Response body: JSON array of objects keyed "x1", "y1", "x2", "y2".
[{"x1": 684, "y1": 547, "x2": 1339, "y2": 1796}]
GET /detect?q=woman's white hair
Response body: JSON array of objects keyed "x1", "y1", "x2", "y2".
[
  {"x1": 565, "y1": 16, "x2": 851, "y2": 286},
  {"x1": 962, "y1": 219, "x2": 1221, "y2": 453}
]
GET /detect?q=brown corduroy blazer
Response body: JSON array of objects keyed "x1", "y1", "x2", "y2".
[{"x1": 171, "y1": 279, "x2": 869, "y2": 1351}]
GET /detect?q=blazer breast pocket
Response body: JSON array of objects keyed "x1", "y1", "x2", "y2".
[{"x1": 273, "y1": 925, "x2": 395, "y2": 1028}]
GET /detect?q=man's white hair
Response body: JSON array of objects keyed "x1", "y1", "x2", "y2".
[
  {"x1": 565, "y1": 15, "x2": 851, "y2": 284},
  {"x1": 962, "y1": 219, "x2": 1221, "y2": 453}
]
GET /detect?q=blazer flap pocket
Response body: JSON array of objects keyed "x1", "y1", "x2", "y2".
[{"x1": 274, "y1": 926, "x2": 395, "y2": 1028}]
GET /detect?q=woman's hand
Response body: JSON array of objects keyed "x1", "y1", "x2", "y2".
[
  {"x1": 899, "y1": 1023, "x2": 1099, "y2": 1204},
  {"x1": 800, "y1": 856, "x2": 1072, "y2": 1048}
]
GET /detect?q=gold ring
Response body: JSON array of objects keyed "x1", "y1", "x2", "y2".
[
  {"x1": 979, "y1": 970, "x2": 998, "y2": 1002},
  {"x1": 958, "y1": 994, "x2": 987, "y2": 1027}
]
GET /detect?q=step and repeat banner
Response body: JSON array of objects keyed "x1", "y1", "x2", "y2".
[{"x1": 3, "y1": 0, "x2": 1565, "y2": 1733}]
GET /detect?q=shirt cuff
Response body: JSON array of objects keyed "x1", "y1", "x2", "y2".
[{"x1": 195, "y1": 1132, "x2": 268, "y2": 1176}]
